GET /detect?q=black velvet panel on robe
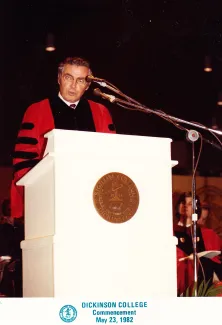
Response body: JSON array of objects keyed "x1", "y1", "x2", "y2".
[
  {"x1": 174, "y1": 226, "x2": 206, "y2": 256},
  {"x1": 49, "y1": 95, "x2": 96, "y2": 132}
]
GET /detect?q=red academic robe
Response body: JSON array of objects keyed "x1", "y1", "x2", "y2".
[
  {"x1": 11, "y1": 98, "x2": 116, "y2": 218},
  {"x1": 176, "y1": 226, "x2": 222, "y2": 296}
]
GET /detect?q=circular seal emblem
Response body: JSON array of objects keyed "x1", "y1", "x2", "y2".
[
  {"x1": 59, "y1": 305, "x2": 77, "y2": 323},
  {"x1": 93, "y1": 172, "x2": 139, "y2": 223}
]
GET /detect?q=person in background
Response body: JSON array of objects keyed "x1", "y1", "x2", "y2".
[
  {"x1": 198, "y1": 201, "x2": 215, "y2": 229},
  {"x1": 198, "y1": 202, "x2": 222, "y2": 254},
  {"x1": 0, "y1": 199, "x2": 13, "y2": 226},
  {"x1": 173, "y1": 191, "x2": 222, "y2": 296},
  {"x1": 0, "y1": 200, "x2": 14, "y2": 297},
  {"x1": 0, "y1": 200, "x2": 14, "y2": 256},
  {"x1": 0, "y1": 199, "x2": 23, "y2": 297}
]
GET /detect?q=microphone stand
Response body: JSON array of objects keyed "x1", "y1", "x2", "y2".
[
  {"x1": 93, "y1": 82, "x2": 222, "y2": 136},
  {"x1": 186, "y1": 131, "x2": 199, "y2": 296},
  {"x1": 94, "y1": 81, "x2": 147, "y2": 107},
  {"x1": 96, "y1": 93, "x2": 222, "y2": 136},
  {"x1": 192, "y1": 141, "x2": 198, "y2": 296}
]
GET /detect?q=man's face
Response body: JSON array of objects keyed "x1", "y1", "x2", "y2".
[{"x1": 58, "y1": 64, "x2": 90, "y2": 102}]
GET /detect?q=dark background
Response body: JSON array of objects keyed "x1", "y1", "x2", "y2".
[{"x1": 1, "y1": 0, "x2": 222, "y2": 174}]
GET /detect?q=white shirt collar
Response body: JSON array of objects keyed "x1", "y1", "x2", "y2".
[
  {"x1": 178, "y1": 221, "x2": 192, "y2": 228},
  {"x1": 58, "y1": 92, "x2": 80, "y2": 108}
]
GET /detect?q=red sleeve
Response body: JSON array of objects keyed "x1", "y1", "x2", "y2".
[
  {"x1": 176, "y1": 247, "x2": 194, "y2": 296},
  {"x1": 11, "y1": 103, "x2": 42, "y2": 218},
  {"x1": 201, "y1": 228, "x2": 222, "y2": 263},
  {"x1": 88, "y1": 100, "x2": 116, "y2": 134}
]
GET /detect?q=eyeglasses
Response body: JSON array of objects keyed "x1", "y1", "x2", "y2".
[{"x1": 62, "y1": 73, "x2": 88, "y2": 86}]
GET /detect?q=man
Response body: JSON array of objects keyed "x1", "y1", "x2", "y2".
[{"x1": 11, "y1": 57, "x2": 116, "y2": 219}]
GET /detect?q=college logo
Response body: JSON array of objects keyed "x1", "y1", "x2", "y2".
[
  {"x1": 59, "y1": 305, "x2": 77, "y2": 323},
  {"x1": 93, "y1": 172, "x2": 140, "y2": 224}
]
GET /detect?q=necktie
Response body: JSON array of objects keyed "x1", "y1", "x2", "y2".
[{"x1": 70, "y1": 104, "x2": 76, "y2": 109}]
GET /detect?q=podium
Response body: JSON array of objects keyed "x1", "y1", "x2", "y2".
[{"x1": 18, "y1": 130, "x2": 178, "y2": 297}]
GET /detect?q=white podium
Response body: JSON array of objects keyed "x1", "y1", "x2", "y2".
[{"x1": 18, "y1": 130, "x2": 178, "y2": 298}]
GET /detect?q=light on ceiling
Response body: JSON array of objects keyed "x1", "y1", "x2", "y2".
[
  {"x1": 217, "y1": 91, "x2": 222, "y2": 106},
  {"x1": 211, "y1": 117, "x2": 218, "y2": 130},
  {"x1": 45, "y1": 33, "x2": 56, "y2": 52},
  {"x1": 204, "y1": 56, "x2": 212, "y2": 72}
]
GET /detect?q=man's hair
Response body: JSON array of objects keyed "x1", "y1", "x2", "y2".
[{"x1": 58, "y1": 57, "x2": 92, "y2": 75}]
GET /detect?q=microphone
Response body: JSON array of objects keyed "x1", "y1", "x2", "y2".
[
  {"x1": 186, "y1": 129, "x2": 200, "y2": 143},
  {"x1": 93, "y1": 88, "x2": 116, "y2": 103},
  {"x1": 86, "y1": 75, "x2": 105, "y2": 83}
]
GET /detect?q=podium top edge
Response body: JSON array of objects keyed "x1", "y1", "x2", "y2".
[{"x1": 44, "y1": 129, "x2": 173, "y2": 142}]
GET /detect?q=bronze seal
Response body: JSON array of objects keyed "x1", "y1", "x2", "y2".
[{"x1": 93, "y1": 172, "x2": 139, "y2": 223}]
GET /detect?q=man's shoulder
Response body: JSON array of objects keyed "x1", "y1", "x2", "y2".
[
  {"x1": 87, "y1": 99, "x2": 108, "y2": 111},
  {"x1": 27, "y1": 98, "x2": 50, "y2": 110},
  {"x1": 87, "y1": 98, "x2": 115, "y2": 132},
  {"x1": 87, "y1": 99, "x2": 112, "y2": 119},
  {"x1": 24, "y1": 98, "x2": 50, "y2": 117}
]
